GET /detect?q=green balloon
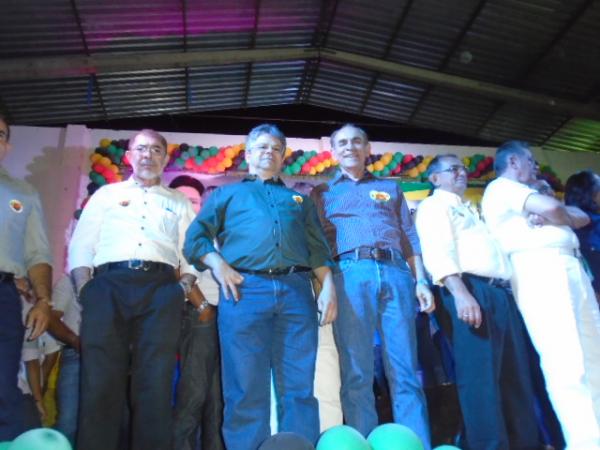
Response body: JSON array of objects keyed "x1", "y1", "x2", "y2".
[
  {"x1": 296, "y1": 156, "x2": 307, "y2": 165},
  {"x1": 209, "y1": 146, "x2": 219, "y2": 156},
  {"x1": 189, "y1": 146, "x2": 199, "y2": 156},
  {"x1": 317, "y1": 425, "x2": 371, "y2": 450},
  {"x1": 181, "y1": 152, "x2": 190, "y2": 160},
  {"x1": 393, "y1": 152, "x2": 404, "y2": 162},
  {"x1": 291, "y1": 163, "x2": 301, "y2": 174},
  {"x1": 201, "y1": 149, "x2": 210, "y2": 158},
  {"x1": 175, "y1": 158, "x2": 185, "y2": 167},
  {"x1": 382, "y1": 167, "x2": 391, "y2": 177},
  {"x1": 9, "y1": 428, "x2": 72, "y2": 450},
  {"x1": 283, "y1": 166, "x2": 292, "y2": 175},
  {"x1": 239, "y1": 160, "x2": 248, "y2": 170},
  {"x1": 0, "y1": 442, "x2": 11, "y2": 450},
  {"x1": 195, "y1": 156, "x2": 204, "y2": 164},
  {"x1": 367, "y1": 423, "x2": 424, "y2": 450},
  {"x1": 373, "y1": 170, "x2": 382, "y2": 177}
]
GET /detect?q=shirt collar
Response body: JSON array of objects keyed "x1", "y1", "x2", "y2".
[
  {"x1": 243, "y1": 174, "x2": 285, "y2": 186},
  {"x1": 332, "y1": 169, "x2": 375, "y2": 185},
  {"x1": 125, "y1": 175, "x2": 167, "y2": 191},
  {"x1": 432, "y1": 188, "x2": 467, "y2": 206}
]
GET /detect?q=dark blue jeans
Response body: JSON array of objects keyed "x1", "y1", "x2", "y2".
[
  {"x1": 218, "y1": 272, "x2": 319, "y2": 450},
  {"x1": 333, "y1": 256, "x2": 431, "y2": 448},
  {"x1": 77, "y1": 268, "x2": 184, "y2": 450},
  {"x1": 55, "y1": 346, "x2": 80, "y2": 446},
  {"x1": 0, "y1": 280, "x2": 25, "y2": 441}
]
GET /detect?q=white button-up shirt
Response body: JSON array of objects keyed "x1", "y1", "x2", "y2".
[
  {"x1": 68, "y1": 177, "x2": 199, "y2": 276},
  {"x1": 416, "y1": 188, "x2": 511, "y2": 285},
  {"x1": 482, "y1": 177, "x2": 579, "y2": 255}
]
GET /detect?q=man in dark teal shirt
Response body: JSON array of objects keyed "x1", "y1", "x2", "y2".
[{"x1": 184, "y1": 124, "x2": 337, "y2": 450}]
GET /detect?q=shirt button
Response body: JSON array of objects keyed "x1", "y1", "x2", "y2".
[
  {"x1": 142, "y1": 216, "x2": 146, "y2": 219},
  {"x1": 141, "y1": 226, "x2": 145, "y2": 230},
  {"x1": 276, "y1": 243, "x2": 280, "y2": 247},
  {"x1": 270, "y1": 204, "x2": 274, "y2": 207},
  {"x1": 138, "y1": 243, "x2": 142, "y2": 246},
  {"x1": 274, "y1": 220, "x2": 279, "y2": 224},
  {"x1": 144, "y1": 201, "x2": 147, "y2": 205}
]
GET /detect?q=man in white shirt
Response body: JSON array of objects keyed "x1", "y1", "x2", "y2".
[
  {"x1": 416, "y1": 154, "x2": 539, "y2": 450},
  {"x1": 68, "y1": 129, "x2": 198, "y2": 450},
  {"x1": 482, "y1": 141, "x2": 600, "y2": 450}
]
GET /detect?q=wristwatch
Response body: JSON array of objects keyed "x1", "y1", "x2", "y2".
[
  {"x1": 196, "y1": 299, "x2": 209, "y2": 314},
  {"x1": 178, "y1": 280, "x2": 192, "y2": 297}
]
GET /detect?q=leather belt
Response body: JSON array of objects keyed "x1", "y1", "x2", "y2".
[
  {"x1": 464, "y1": 273, "x2": 510, "y2": 289},
  {"x1": 0, "y1": 271, "x2": 14, "y2": 283},
  {"x1": 335, "y1": 247, "x2": 395, "y2": 262},
  {"x1": 236, "y1": 266, "x2": 311, "y2": 276},
  {"x1": 95, "y1": 260, "x2": 174, "y2": 274}
]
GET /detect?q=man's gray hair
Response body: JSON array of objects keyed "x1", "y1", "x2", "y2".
[
  {"x1": 245, "y1": 124, "x2": 286, "y2": 153},
  {"x1": 129, "y1": 129, "x2": 168, "y2": 152},
  {"x1": 494, "y1": 140, "x2": 529, "y2": 175},
  {"x1": 330, "y1": 124, "x2": 369, "y2": 148},
  {"x1": 426, "y1": 154, "x2": 459, "y2": 178}
]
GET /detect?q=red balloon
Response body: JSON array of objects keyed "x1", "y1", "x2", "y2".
[
  {"x1": 402, "y1": 154, "x2": 414, "y2": 163},
  {"x1": 477, "y1": 161, "x2": 486, "y2": 171}
]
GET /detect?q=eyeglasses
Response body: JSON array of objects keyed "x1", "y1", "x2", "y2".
[
  {"x1": 250, "y1": 143, "x2": 284, "y2": 155},
  {"x1": 132, "y1": 145, "x2": 166, "y2": 156},
  {"x1": 437, "y1": 165, "x2": 468, "y2": 175}
]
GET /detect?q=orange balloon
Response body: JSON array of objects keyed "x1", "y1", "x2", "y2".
[
  {"x1": 90, "y1": 153, "x2": 102, "y2": 163},
  {"x1": 216, "y1": 163, "x2": 225, "y2": 172},
  {"x1": 100, "y1": 157, "x2": 112, "y2": 167},
  {"x1": 224, "y1": 147, "x2": 235, "y2": 159},
  {"x1": 309, "y1": 167, "x2": 317, "y2": 176},
  {"x1": 110, "y1": 164, "x2": 119, "y2": 174},
  {"x1": 223, "y1": 158, "x2": 233, "y2": 168}
]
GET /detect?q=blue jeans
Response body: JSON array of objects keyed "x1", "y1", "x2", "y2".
[
  {"x1": 218, "y1": 272, "x2": 319, "y2": 450},
  {"x1": 0, "y1": 280, "x2": 24, "y2": 441},
  {"x1": 55, "y1": 347, "x2": 80, "y2": 446},
  {"x1": 333, "y1": 257, "x2": 431, "y2": 449}
]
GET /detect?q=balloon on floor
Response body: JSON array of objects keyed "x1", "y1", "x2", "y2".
[
  {"x1": 7, "y1": 428, "x2": 72, "y2": 450},
  {"x1": 367, "y1": 423, "x2": 424, "y2": 450},
  {"x1": 317, "y1": 425, "x2": 372, "y2": 450}
]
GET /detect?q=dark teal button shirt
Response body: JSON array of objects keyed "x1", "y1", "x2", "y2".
[{"x1": 183, "y1": 176, "x2": 333, "y2": 271}]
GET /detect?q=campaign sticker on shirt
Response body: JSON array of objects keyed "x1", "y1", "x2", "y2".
[
  {"x1": 9, "y1": 199, "x2": 23, "y2": 213},
  {"x1": 292, "y1": 195, "x2": 303, "y2": 204},
  {"x1": 119, "y1": 200, "x2": 130, "y2": 207},
  {"x1": 369, "y1": 190, "x2": 391, "y2": 203}
]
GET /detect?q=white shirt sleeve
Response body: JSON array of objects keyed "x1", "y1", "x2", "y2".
[{"x1": 415, "y1": 196, "x2": 461, "y2": 285}]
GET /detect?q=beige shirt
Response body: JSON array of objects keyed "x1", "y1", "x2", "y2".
[
  {"x1": 68, "y1": 177, "x2": 199, "y2": 277},
  {"x1": 416, "y1": 189, "x2": 511, "y2": 284}
]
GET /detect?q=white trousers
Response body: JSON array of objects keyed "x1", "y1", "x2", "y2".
[
  {"x1": 511, "y1": 249, "x2": 600, "y2": 450},
  {"x1": 270, "y1": 323, "x2": 342, "y2": 434}
]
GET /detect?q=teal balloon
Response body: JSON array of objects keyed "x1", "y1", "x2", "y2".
[
  {"x1": 195, "y1": 156, "x2": 204, "y2": 164},
  {"x1": 189, "y1": 146, "x2": 199, "y2": 156},
  {"x1": 291, "y1": 163, "x2": 301, "y2": 174},
  {"x1": 0, "y1": 442, "x2": 11, "y2": 450},
  {"x1": 317, "y1": 425, "x2": 371, "y2": 450},
  {"x1": 393, "y1": 152, "x2": 404, "y2": 162},
  {"x1": 175, "y1": 158, "x2": 185, "y2": 168},
  {"x1": 239, "y1": 160, "x2": 248, "y2": 170},
  {"x1": 181, "y1": 152, "x2": 190, "y2": 160},
  {"x1": 9, "y1": 428, "x2": 72, "y2": 450},
  {"x1": 296, "y1": 156, "x2": 307, "y2": 165},
  {"x1": 367, "y1": 423, "x2": 424, "y2": 450},
  {"x1": 201, "y1": 149, "x2": 211, "y2": 158},
  {"x1": 209, "y1": 146, "x2": 219, "y2": 156},
  {"x1": 373, "y1": 170, "x2": 382, "y2": 177},
  {"x1": 381, "y1": 167, "x2": 391, "y2": 177},
  {"x1": 433, "y1": 446, "x2": 461, "y2": 450},
  {"x1": 283, "y1": 166, "x2": 292, "y2": 175}
]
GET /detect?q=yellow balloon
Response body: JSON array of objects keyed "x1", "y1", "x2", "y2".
[
  {"x1": 408, "y1": 168, "x2": 419, "y2": 178},
  {"x1": 367, "y1": 164, "x2": 374, "y2": 172},
  {"x1": 323, "y1": 160, "x2": 332, "y2": 168},
  {"x1": 309, "y1": 167, "x2": 317, "y2": 176},
  {"x1": 90, "y1": 153, "x2": 102, "y2": 163},
  {"x1": 316, "y1": 163, "x2": 325, "y2": 172},
  {"x1": 223, "y1": 158, "x2": 233, "y2": 168},
  {"x1": 100, "y1": 157, "x2": 112, "y2": 167},
  {"x1": 285, "y1": 147, "x2": 293, "y2": 158},
  {"x1": 167, "y1": 143, "x2": 178, "y2": 154},
  {"x1": 373, "y1": 161, "x2": 384, "y2": 171},
  {"x1": 99, "y1": 138, "x2": 111, "y2": 148},
  {"x1": 463, "y1": 157, "x2": 471, "y2": 166},
  {"x1": 417, "y1": 162, "x2": 427, "y2": 173}
]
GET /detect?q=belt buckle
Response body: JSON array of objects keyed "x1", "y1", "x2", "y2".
[
  {"x1": 370, "y1": 247, "x2": 386, "y2": 260},
  {"x1": 128, "y1": 259, "x2": 148, "y2": 271}
]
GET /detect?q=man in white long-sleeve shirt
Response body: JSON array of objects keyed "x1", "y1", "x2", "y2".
[
  {"x1": 68, "y1": 129, "x2": 198, "y2": 450},
  {"x1": 416, "y1": 154, "x2": 539, "y2": 450}
]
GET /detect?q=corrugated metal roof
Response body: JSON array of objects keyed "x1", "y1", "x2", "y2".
[{"x1": 1, "y1": 0, "x2": 600, "y2": 153}]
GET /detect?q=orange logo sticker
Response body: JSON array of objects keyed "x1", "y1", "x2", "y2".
[
  {"x1": 119, "y1": 200, "x2": 130, "y2": 207},
  {"x1": 369, "y1": 190, "x2": 391, "y2": 202},
  {"x1": 9, "y1": 199, "x2": 23, "y2": 213},
  {"x1": 292, "y1": 195, "x2": 303, "y2": 204}
]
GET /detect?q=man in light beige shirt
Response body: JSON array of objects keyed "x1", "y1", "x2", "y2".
[
  {"x1": 68, "y1": 129, "x2": 198, "y2": 450},
  {"x1": 416, "y1": 154, "x2": 539, "y2": 450}
]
